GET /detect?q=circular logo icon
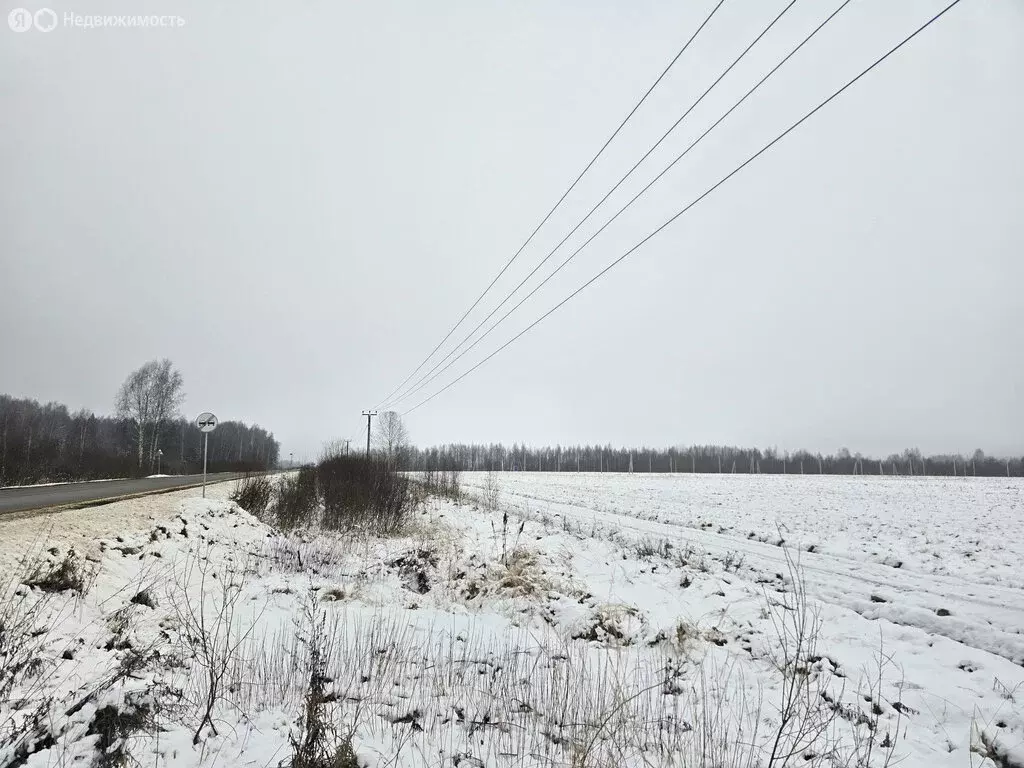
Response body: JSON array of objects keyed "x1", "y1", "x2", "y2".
[
  {"x1": 8, "y1": 8, "x2": 33, "y2": 31},
  {"x1": 34, "y1": 8, "x2": 57, "y2": 31}
]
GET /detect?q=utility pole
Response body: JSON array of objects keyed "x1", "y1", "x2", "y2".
[
  {"x1": 343, "y1": 439, "x2": 351, "y2": 456},
  {"x1": 362, "y1": 411, "x2": 377, "y2": 458}
]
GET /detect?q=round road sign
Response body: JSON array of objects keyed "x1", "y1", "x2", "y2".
[{"x1": 196, "y1": 412, "x2": 218, "y2": 433}]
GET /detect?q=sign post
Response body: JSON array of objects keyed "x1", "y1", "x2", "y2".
[{"x1": 196, "y1": 412, "x2": 218, "y2": 498}]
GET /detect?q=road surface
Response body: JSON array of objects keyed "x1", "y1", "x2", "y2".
[{"x1": 0, "y1": 473, "x2": 242, "y2": 515}]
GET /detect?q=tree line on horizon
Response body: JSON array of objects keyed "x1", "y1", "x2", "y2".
[
  {"x1": 0, "y1": 359, "x2": 279, "y2": 486},
  {"x1": 402, "y1": 442, "x2": 1023, "y2": 478}
]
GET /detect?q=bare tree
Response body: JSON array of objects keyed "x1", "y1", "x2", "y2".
[
  {"x1": 148, "y1": 360, "x2": 185, "y2": 472},
  {"x1": 117, "y1": 364, "x2": 155, "y2": 470},
  {"x1": 116, "y1": 359, "x2": 185, "y2": 471},
  {"x1": 319, "y1": 438, "x2": 350, "y2": 462},
  {"x1": 374, "y1": 411, "x2": 409, "y2": 466}
]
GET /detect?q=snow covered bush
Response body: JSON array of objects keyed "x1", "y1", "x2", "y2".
[
  {"x1": 482, "y1": 470, "x2": 500, "y2": 512},
  {"x1": 169, "y1": 545, "x2": 264, "y2": 745},
  {"x1": 0, "y1": 561, "x2": 59, "y2": 737},
  {"x1": 24, "y1": 548, "x2": 92, "y2": 595}
]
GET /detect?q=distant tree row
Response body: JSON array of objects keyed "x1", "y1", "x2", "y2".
[
  {"x1": 0, "y1": 359, "x2": 279, "y2": 485},
  {"x1": 402, "y1": 443, "x2": 1024, "y2": 478}
]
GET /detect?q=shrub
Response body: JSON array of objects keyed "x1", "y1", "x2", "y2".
[
  {"x1": 482, "y1": 470, "x2": 500, "y2": 512},
  {"x1": 317, "y1": 456, "x2": 413, "y2": 535},
  {"x1": 24, "y1": 550, "x2": 89, "y2": 594},
  {"x1": 171, "y1": 548, "x2": 262, "y2": 745},
  {"x1": 231, "y1": 474, "x2": 274, "y2": 519},
  {"x1": 274, "y1": 468, "x2": 319, "y2": 530},
  {"x1": 1, "y1": 573, "x2": 55, "y2": 702},
  {"x1": 420, "y1": 466, "x2": 461, "y2": 499},
  {"x1": 88, "y1": 700, "x2": 154, "y2": 768},
  {"x1": 289, "y1": 598, "x2": 359, "y2": 768}
]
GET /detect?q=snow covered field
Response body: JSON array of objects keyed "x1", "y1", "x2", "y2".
[
  {"x1": 462, "y1": 473, "x2": 1024, "y2": 586},
  {"x1": 460, "y1": 473, "x2": 1024, "y2": 660},
  {"x1": 0, "y1": 472, "x2": 1021, "y2": 768}
]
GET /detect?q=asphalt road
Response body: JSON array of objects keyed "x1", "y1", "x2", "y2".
[{"x1": 0, "y1": 473, "x2": 242, "y2": 516}]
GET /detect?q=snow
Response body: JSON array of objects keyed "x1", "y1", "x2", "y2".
[
  {"x1": 463, "y1": 473, "x2": 1024, "y2": 586},
  {"x1": 0, "y1": 472, "x2": 1021, "y2": 768},
  {"x1": 458, "y1": 473, "x2": 1024, "y2": 663}
]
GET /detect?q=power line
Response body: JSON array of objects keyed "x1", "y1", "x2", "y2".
[
  {"x1": 388, "y1": 0, "x2": 853, "y2": 410},
  {"x1": 402, "y1": 0, "x2": 965, "y2": 417},
  {"x1": 372, "y1": 0, "x2": 728, "y2": 410},
  {"x1": 380, "y1": 0, "x2": 801, "y2": 411}
]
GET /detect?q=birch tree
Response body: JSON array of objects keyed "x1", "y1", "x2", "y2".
[
  {"x1": 374, "y1": 411, "x2": 409, "y2": 466},
  {"x1": 116, "y1": 359, "x2": 184, "y2": 471},
  {"x1": 117, "y1": 363, "x2": 155, "y2": 469},
  {"x1": 148, "y1": 360, "x2": 185, "y2": 472}
]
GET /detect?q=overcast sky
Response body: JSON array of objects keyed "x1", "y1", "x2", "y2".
[{"x1": 2, "y1": 0, "x2": 1022, "y2": 461}]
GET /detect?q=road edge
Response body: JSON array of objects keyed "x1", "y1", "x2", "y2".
[{"x1": 0, "y1": 477, "x2": 244, "y2": 523}]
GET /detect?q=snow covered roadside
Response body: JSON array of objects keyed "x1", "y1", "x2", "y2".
[
  {"x1": 0, "y1": 476, "x2": 1021, "y2": 768},
  {"x1": 0, "y1": 481, "x2": 237, "y2": 571}
]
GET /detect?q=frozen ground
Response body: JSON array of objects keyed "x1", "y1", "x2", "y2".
[
  {"x1": 461, "y1": 473, "x2": 1024, "y2": 662},
  {"x1": 460, "y1": 473, "x2": 1024, "y2": 587},
  {"x1": 0, "y1": 472, "x2": 1021, "y2": 768}
]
